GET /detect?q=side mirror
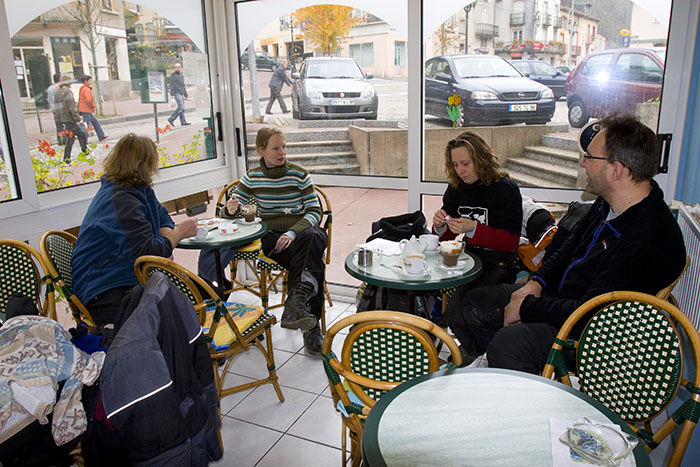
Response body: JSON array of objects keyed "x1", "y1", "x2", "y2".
[
  {"x1": 365, "y1": 72, "x2": 374, "y2": 79},
  {"x1": 436, "y1": 72, "x2": 451, "y2": 83},
  {"x1": 292, "y1": 72, "x2": 300, "y2": 80}
]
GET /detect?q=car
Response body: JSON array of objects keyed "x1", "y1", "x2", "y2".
[
  {"x1": 291, "y1": 57, "x2": 378, "y2": 120},
  {"x1": 557, "y1": 65, "x2": 573, "y2": 74},
  {"x1": 425, "y1": 54, "x2": 556, "y2": 126},
  {"x1": 240, "y1": 50, "x2": 282, "y2": 71},
  {"x1": 565, "y1": 48, "x2": 665, "y2": 128},
  {"x1": 509, "y1": 59, "x2": 568, "y2": 100}
]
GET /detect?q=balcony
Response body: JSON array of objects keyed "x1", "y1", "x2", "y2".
[
  {"x1": 554, "y1": 17, "x2": 564, "y2": 28},
  {"x1": 495, "y1": 41, "x2": 566, "y2": 55},
  {"x1": 475, "y1": 23, "x2": 499, "y2": 37},
  {"x1": 510, "y1": 12, "x2": 525, "y2": 26},
  {"x1": 542, "y1": 14, "x2": 552, "y2": 26}
]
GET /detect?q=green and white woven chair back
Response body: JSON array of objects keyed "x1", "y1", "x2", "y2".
[
  {"x1": 0, "y1": 244, "x2": 41, "y2": 311},
  {"x1": 143, "y1": 266, "x2": 200, "y2": 306},
  {"x1": 578, "y1": 300, "x2": 682, "y2": 423},
  {"x1": 349, "y1": 327, "x2": 431, "y2": 401},
  {"x1": 46, "y1": 234, "x2": 74, "y2": 287}
]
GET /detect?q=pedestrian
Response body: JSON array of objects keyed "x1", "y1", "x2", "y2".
[
  {"x1": 54, "y1": 75, "x2": 88, "y2": 164},
  {"x1": 167, "y1": 62, "x2": 190, "y2": 127},
  {"x1": 78, "y1": 75, "x2": 107, "y2": 142},
  {"x1": 46, "y1": 73, "x2": 65, "y2": 145},
  {"x1": 265, "y1": 59, "x2": 292, "y2": 115}
]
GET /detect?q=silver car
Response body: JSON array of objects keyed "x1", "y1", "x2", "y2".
[{"x1": 291, "y1": 57, "x2": 378, "y2": 120}]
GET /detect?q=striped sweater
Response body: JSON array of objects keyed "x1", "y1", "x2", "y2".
[{"x1": 232, "y1": 158, "x2": 321, "y2": 233}]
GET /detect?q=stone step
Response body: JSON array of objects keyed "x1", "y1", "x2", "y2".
[
  {"x1": 505, "y1": 168, "x2": 571, "y2": 189},
  {"x1": 506, "y1": 157, "x2": 578, "y2": 187},
  {"x1": 246, "y1": 129, "x2": 349, "y2": 144},
  {"x1": 297, "y1": 119, "x2": 398, "y2": 129},
  {"x1": 541, "y1": 132, "x2": 579, "y2": 152},
  {"x1": 247, "y1": 151, "x2": 358, "y2": 167},
  {"x1": 247, "y1": 140, "x2": 353, "y2": 155},
  {"x1": 523, "y1": 145, "x2": 581, "y2": 170},
  {"x1": 308, "y1": 164, "x2": 361, "y2": 174}
]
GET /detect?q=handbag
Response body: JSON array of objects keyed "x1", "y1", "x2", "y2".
[{"x1": 366, "y1": 210, "x2": 429, "y2": 242}]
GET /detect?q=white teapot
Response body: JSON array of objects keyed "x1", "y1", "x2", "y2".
[{"x1": 399, "y1": 235, "x2": 427, "y2": 255}]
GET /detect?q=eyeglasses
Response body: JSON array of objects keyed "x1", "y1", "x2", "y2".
[{"x1": 581, "y1": 151, "x2": 608, "y2": 162}]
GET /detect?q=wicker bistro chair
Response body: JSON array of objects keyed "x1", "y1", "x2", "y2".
[
  {"x1": 39, "y1": 230, "x2": 96, "y2": 327},
  {"x1": 541, "y1": 291, "x2": 700, "y2": 466},
  {"x1": 134, "y1": 255, "x2": 284, "y2": 403},
  {"x1": 322, "y1": 311, "x2": 463, "y2": 467},
  {"x1": 0, "y1": 239, "x2": 56, "y2": 321},
  {"x1": 255, "y1": 185, "x2": 333, "y2": 333}
]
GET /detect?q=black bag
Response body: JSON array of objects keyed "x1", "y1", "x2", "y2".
[
  {"x1": 355, "y1": 283, "x2": 436, "y2": 323},
  {"x1": 366, "y1": 211, "x2": 429, "y2": 242}
]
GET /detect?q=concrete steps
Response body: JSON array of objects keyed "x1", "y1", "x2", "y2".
[{"x1": 505, "y1": 131, "x2": 581, "y2": 189}]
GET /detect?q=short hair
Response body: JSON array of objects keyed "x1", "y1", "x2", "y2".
[
  {"x1": 103, "y1": 134, "x2": 159, "y2": 187},
  {"x1": 53, "y1": 73, "x2": 61, "y2": 84},
  {"x1": 255, "y1": 127, "x2": 285, "y2": 151},
  {"x1": 58, "y1": 75, "x2": 72, "y2": 86},
  {"x1": 443, "y1": 131, "x2": 508, "y2": 187},
  {"x1": 599, "y1": 115, "x2": 659, "y2": 182},
  {"x1": 81, "y1": 75, "x2": 92, "y2": 83}
]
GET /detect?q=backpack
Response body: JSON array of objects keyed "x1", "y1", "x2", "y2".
[{"x1": 366, "y1": 211, "x2": 429, "y2": 242}]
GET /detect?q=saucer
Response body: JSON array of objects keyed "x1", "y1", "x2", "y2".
[
  {"x1": 423, "y1": 247, "x2": 440, "y2": 255},
  {"x1": 396, "y1": 265, "x2": 431, "y2": 279},
  {"x1": 435, "y1": 258, "x2": 470, "y2": 271},
  {"x1": 238, "y1": 217, "x2": 261, "y2": 225}
]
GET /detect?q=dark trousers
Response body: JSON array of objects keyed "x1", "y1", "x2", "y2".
[
  {"x1": 487, "y1": 322, "x2": 561, "y2": 374},
  {"x1": 62, "y1": 121, "x2": 88, "y2": 162},
  {"x1": 53, "y1": 113, "x2": 65, "y2": 145},
  {"x1": 261, "y1": 227, "x2": 327, "y2": 319},
  {"x1": 86, "y1": 285, "x2": 133, "y2": 329},
  {"x1": 81, "y1": 112, "x2": 105, "y2": 139},
  {"x1": 265, "y1": 86, "x2": 287, "y2": 113}
]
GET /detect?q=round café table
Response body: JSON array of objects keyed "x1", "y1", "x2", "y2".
[
  {"x1": 362, "y1": 368, "x2": 651, "y2": 467},
  {"x1": 177, "y1": 220, "x2": 267, "y2": 290}
]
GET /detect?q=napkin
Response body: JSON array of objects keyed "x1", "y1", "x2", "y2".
[{"x1": 356, "y1": 238, "x2": 403, "y2": 256}]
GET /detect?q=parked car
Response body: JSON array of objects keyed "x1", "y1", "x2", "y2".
[
  {"x1": 425, "y1": 54, "x2": 555, "y2": 126},
  {"x1": 565, "y1": 48, "x2": 665, "y2": 127},
  {"x1": 509, "y1": 59, "x2": 567, "y2": 100},
  {"x1": 291, "y1": 57, "x2": 378, "y2": 120},
  {"x1": 557, "y1": 65, "x2": 573, "y2": 74},
  {"x1": 240, "y1": 51, "x2": 282, "y2": 71}
]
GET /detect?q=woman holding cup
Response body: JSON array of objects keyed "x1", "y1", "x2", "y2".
[{"x1": 432, "y1": 132, "x2": 522, "y2": 361}]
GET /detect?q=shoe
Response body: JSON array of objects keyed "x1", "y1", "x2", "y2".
[
  {"x1": 181, "y1": 122, "x2": 191, "y2": 126},
  {"x1": 265, "y1": 111, "x2": 273, "y2": 115},
  {"x1": 283, "y1": 110, "x2": 290, "y2": 114},
  {"x1": 281, "y1": 281, "x2": 317, "y2": 331},
  {"x1": 99, "y1": 136, "x2": 108, "y2": 142},
  {"x1": 446, "y1": 345, "x2": 478, "y2": 367},
  {"x1": 303, "y1": 324, "x2": 323, "y2": 356},
  {"x1": 63, "y1": 158, "x2": 71, "y2": 165},
  {"x1": 167, "y1": 118, "x2": 175, "y2": 126}
]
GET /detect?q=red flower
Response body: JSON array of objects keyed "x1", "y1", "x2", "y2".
[
  {"x1": 104, "y1": 144, "x2": 110, "y2": 149},
  {"x1": 87, "y1": 126, "x2": 94, "y2": 132},
  {"x1": 204, "y1": 127, "x2": 212, "y2": 134}
]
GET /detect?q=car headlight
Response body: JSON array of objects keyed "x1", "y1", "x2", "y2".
[
  {"x1": 542, "y1": 88, "x2": 554, "y2": 99},
  {"x1": 305, "y1": 85, "x2": 321, "y2": 100},
  {"x1": 470, "y1": 91, "x2": 497, "y2": 100},
  {"x1": 361, "y1": 85, "x2": 376, "y2": 99}
]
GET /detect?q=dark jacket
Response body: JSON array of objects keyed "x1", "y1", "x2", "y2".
[
  {"x1": 523, "y1": 180, "x2": 686, "y2": 328},
  {"x1": 269, "y1": 64, "x2": 292, "y2": 89},
  {"x1": 168, "y1": 70, "x2": 188, "y2": 97},
  {"x1": 99, "y1": 273, "x2": 222, "y2": 466},
  {"x1": 54, "y1": 85, "x2": 81, "y2": 123},
  {"x1": 72, "y1": 178, "x2": 175, "y2": 304}
]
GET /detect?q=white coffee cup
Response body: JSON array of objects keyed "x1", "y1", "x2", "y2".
[
  {"x1": 403, "y1": 253, "x2": 428, "y2": 275},
  {"x1": 419, "y1": 234, "x2": 439, "y2": 251},
  {"x1": 194, "y1": 226, "x2": 208, "y2": 240}
]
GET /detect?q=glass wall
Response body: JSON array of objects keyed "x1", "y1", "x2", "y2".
[{"x1": 0, "y1": 79, "x2": 18, "y2": 201}]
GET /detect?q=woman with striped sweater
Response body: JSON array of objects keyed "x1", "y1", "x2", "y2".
[{"x1": 226, "y1": 127, "x2": 327, "y2": 356}]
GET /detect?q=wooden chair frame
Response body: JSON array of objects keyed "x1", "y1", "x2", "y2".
[
  {"x1": 542, "y1": 291, "x2": 700, "y2": 467},
  {"x1": 134, "y1": 255, "x2": 284, "y2": 403},
  {"x1": 0, "y1": 239, "x2": 55, "y2": 321},
  {"x1": 39, "y1": 230, "x2": 96, "y2": 327},
  {"x1": 322, "y1": 311, "x2": 462, "y2": 467}
]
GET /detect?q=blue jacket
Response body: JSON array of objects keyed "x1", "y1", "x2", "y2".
[
  {"x1": 72, "y1": 178, "x2": 175, "y2": 304},
  {"x1": 269, "y1": 64, "x2": 292, "y2": 89}
]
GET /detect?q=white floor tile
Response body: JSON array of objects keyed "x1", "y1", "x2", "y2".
[
  {"x1": 227, "y1": 385, "x2": 316, "y2": 432},
  {"x1": 255, "y1": 433, "x2": 342, "y2": 467},
  {"x1": 213, "y1": 417, "x2": 282, "y2": 467},
  {"x1": 225, "y1": 346, "x2": 295, "y2": 380},
  {"x1": 219, "y1": 373, "x2": 256, "y2": 416},
  {"x1": 287, "y1": 395, "x2": 345, "y2": 448},
  {"x1": 270, "y1": 323, "x2": 305, "y2": 353},
  {"x1": 276, "y1": 352, "x2": 329, "y2": 394}
]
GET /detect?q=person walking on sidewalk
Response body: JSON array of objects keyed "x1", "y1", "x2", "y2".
[
  {"x1": 167, "y1": 63, "x2": 190, "y2": 127},
  {"x1": 54, "y1": 75, "x2": 88, "y2": 164},
  {"x1": 265, "y1": 60, "x2": 292, "y2": 115},
  {"x1": 78, "y1": 75, "x2": 108, "y2": 142},
  {"x1": 46, "y1": 73, "x2": 65, "y2": 145}
]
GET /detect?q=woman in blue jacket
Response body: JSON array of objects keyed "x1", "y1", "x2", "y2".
[{"x1": 72, "y1": 133, "x2": 197, "y2": 328}]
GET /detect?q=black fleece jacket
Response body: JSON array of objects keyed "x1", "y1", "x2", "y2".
[{"x1": 522, "y1": 180, "x2": 686, "y2": 328}]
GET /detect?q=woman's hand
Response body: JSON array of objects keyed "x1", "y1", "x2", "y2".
[
  {"x1": 274, "y1": 234, "x2": 293, "y2": 253},
  {"x1": 226, "y1": 197, "x2": 239, "y2": 216},
  {"x1": 446, "y1": 217, "x2": 477, "y2": 235},
  {"x1": 432, "y1": 209, "x2": 449, "y2": 228}
]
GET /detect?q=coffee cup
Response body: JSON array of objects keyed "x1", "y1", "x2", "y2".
[
  {"x1": 403, "y1": 253, "x2": 428, "y2": 275},
  {"x1": 194, "y1": 226, "x2": 208, "y2": 240},
  {"x1": 419, "y1": 234, "x2": 439, "y2": 251},
  {"x1": 241, "y1": 205, "x2": 256, "y2": 222},
  {"x1": 439, "y1": 240, "x2": 464, "y2": 267},
  {"x1": 353, "y1": 247, "x2": 379, "y2": 268}
]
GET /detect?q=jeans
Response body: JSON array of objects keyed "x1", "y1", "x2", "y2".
[
  {"x1": 197, "y1": 248, "x2": 238, "y2": 286},
  {"x1": 62, "y1": 121, "x2": 88, "y2": 162},
  {"x1": 81, "y1": 112, "x2": 105, "y2": 139},
  {"x1": 169, "y1": 93, "x2": 187, "y2": 124}
]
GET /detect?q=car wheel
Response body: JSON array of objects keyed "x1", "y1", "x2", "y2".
[
  {"x1": 457, "y1": 103, "x2": 469, "y2": 127},
  {"x1": 292, "y1": 97, "x2": 299, "y2": 119},
  {"x1": 568, "y1": 99, "x2": 588, "y2": 128}
]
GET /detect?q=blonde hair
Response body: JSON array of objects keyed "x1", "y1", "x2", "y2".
[
  {"x1": 255, "y1": 127, "x2": 285, "y2": 151},
  {"x1": 103, "y1": 134, "x2": 159, "y2": 187},
  {"x1": 444, "y1": 131, "x2": 508, "y2": 187}
]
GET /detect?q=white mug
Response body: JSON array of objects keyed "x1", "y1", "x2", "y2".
[
  {"x1": 419, "y1": 234, "x2": 439, "y2": 251},
  {"x1": 403, "y1": 253, "x2": 428, "y2": 275},
  {"x1": 195, "y1": 226, "x2": 208, "y2": 240}
]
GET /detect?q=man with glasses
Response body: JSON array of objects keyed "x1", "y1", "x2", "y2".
[{"x1": 447, "y1": 115, "x2": 686, "y2": 372}]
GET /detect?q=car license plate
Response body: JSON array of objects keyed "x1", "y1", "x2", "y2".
[
  {"x1": 330, "y1": 99, "x2": 354, "y2": 105},
  {"x1": 509, "y1": 104, "x2": 537, "y2": 112}
]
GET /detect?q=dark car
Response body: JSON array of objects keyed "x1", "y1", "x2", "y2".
[
  {"x1": 291, "y1": 57, "x2": 378, "y2": 120},
  {"x1": 240, "y1": 51, "x2": 282, "y2": 71},
  {"x1": 425, "y1": 54, "x2": 555, "y2": 126},
  {"x1": 509, "y1": 60, "x2": 567, "y2": 100},
  {"x1": 565, "y1": 48, "x2": 665, "y2": 127}
]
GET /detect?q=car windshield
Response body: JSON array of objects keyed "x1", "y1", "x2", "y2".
[
  {"x1": 305, "y1": 60, "x2": 364, "y2": 79},
  {"x1": 453, "y1": 57, "x2": 521, "y2": 79},
  {"x1": 654, "y1": 50, "x2": 667, "y2": 64}
]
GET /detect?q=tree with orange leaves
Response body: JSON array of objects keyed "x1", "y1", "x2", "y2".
[{"x1": 292, "y1": 5, "x2": 364, "y2": 56}]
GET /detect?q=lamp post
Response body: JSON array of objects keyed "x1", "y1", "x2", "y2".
[
  {"x1": 463, "y1": 1, "x2": 478, "y2": 54},
  {"x1": 280, "y1": 16, "x2": 299, "y2": 73}
]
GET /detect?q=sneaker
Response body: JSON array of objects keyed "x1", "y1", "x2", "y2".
[
  {"x1": 303, "y1": 325, "x2": 323, "y2": 357},
  {"x1": 181, "y1": 122, "x2": 191, "y2": 126}
]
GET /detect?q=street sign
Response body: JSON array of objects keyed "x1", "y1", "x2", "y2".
[
  {"x1": 622, "y1": 36, "x2": 630, "y2": 47},
  {"x1": 620, "y1": 28, "x2": 631, "y2": 37}
]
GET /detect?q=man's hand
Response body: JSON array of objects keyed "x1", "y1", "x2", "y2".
[
  {"x1": 503, "y1": 298, "x2": 523, "y2": 326},
  {"x1": 226, "y1": 197, "x2": 240, "y2": 216},
  {"x1": 273, "y1": 234, "x2": 293, "y2": 253},
  {"x1": 510, "y1": 280, "x2": 542, "y2": 303},
  {"x1": 446, "y1": 217, "x2": 477, "y2": 235}
]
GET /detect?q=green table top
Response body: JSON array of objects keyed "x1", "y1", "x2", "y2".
[
  {"x1": 344, "y1": 250, "x2": 482, "y2": 291},
  {"x1": 177, "y1": 219, "x2": 267, "y2": 250},
  {"x1": 362, "y1": 368, "x2": 650, "y2": 467}
]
